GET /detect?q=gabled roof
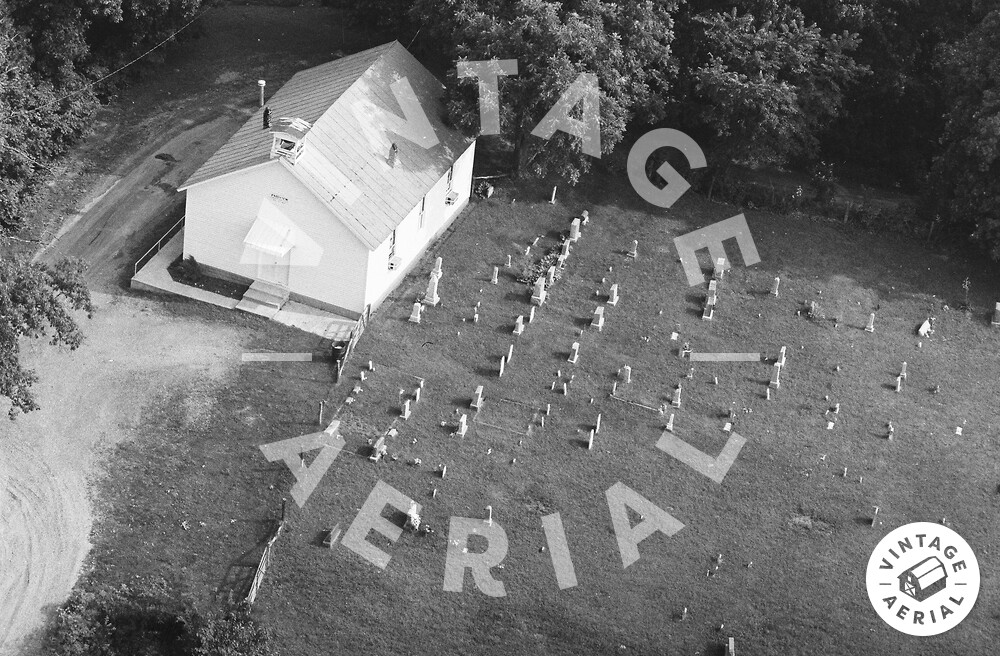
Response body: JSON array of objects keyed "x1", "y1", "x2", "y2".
[{"x1": 181, "y1": 42, "x2": 474, "y2": 250}]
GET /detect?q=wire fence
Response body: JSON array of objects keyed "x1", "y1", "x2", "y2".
[{"x1": 245, "y1": 500, "x2": 286, "y2": 607}]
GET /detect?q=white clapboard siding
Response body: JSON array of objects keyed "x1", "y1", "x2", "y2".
[
  {"x1": 363, "y1": 141, "x2": 476, "y2": 309},
  {"x1": 183, "y1": 163, "x2": 370, "y2": 314}
]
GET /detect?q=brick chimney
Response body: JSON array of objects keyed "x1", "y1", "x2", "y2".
[
  {"x1": 387, "y1": 142, "x2": 398, "y2": 167},
  {"x1": 263, "y1": 107, "x2": 271, "y2": 130}
]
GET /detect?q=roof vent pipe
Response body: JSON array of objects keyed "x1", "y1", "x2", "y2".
[
  {"x1": 258, "y1": 79, "x2": 266, "y2": 107},
  {"x1": 388, "y1": 142, "x2": 398, "y2": 167}
]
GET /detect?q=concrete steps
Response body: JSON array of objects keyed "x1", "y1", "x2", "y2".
[{"x1": 236, "y1": 280, "x2": 289, "y2": 317}]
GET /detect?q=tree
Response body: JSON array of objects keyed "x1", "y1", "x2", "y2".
[
  {"x1": 194, "y1": 603, "x2": 276, "y2": 656},
  {"x1": 930, "y1": 7, "x2": 1000, "y2": 259},
  {"x1": 410, "y1": 0, "x2": 679, "y2": 182},
  {"x1": 0, "y1": 256, "x2": 93, "y2": 419},
  {"x1": 667, "y1": 2, "x2": 865, "y2": 190}
]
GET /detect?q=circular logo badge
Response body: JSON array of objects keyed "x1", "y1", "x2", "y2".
[{"x1": 866, "y1": 522, "x2": 980, "y2": 636}]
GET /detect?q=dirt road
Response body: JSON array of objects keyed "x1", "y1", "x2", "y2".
[{"x1": 0, "y1": 293, "x2": 246, "y2": 655}]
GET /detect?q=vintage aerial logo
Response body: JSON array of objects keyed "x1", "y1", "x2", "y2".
[{"x1": 866, "y1": 522, "x2": 980, "y2": 636}]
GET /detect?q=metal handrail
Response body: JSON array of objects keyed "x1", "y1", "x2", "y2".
[{"x1": 133, "y1": 215, "x2": 185, "y2": 277}]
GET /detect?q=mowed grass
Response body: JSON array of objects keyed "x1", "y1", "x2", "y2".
[{"x1": 228, "y1": 173, "x2": 998, "y2": 656}]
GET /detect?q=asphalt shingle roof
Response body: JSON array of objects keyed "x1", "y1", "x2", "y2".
[{"x1": 181, "y1": 41, "x2": 473, "y2": 250}]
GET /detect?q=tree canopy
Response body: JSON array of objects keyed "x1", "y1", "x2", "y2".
[
  {"x1": 410, "y1": 0, "x2": 679, "y2": 182},
  {"x1": 0, "y1": 257, "x2": 93, "y2": 418}
]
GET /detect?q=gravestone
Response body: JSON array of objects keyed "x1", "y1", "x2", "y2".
[
  {"x1": 531, "y1": 277, "x2": 547, "y2": 306},
  {"x1": 713, "y1": 257, "x2": 726, "y2": 280},
  {"x1": 369, "y1": 436, "x2": 387, "y2": 462},
  {"x1": 413, "y1": 387, "x2": 421, "y2": 403},
  {"x1": 608, "y1": 283, "x2": 619, "y2": 306},
  {"x1": 723, "y1": 422, "x2": 732, "y2": 433},
  {"x1": 611, "y1": 381, "x2": 617, "y2": 395},
  {"x1": 525, "y1": 245, "x2": 531, "y2": 257},
  {"x1": 727, "y1": 637, "x2": 735, "y2": 656},
  {"x1": 671, "y1": 385, "x2": 682, "y2": 408},
  {"x1": 506, "y1": 254, "x2": 512, "y2": 267},
  {"x1": 507, "y1": 344, "x2": 514, "y2": 363},
  {"x1": 900, "y1": 361, "x2": 907, "y2": 380},
  {"x1": 628, "y1": 240, "x2": 638, "y2": 259},
  {"x1": 569, "y1": 342, "x2": 580, "y2": 364},
  {"x1": 993, "y1": 302, "x2": 1000, "y2": 327},
  {"x1": 546, "y1": 266, "x2": 556, "y2": 285},
  {"x1": 686, "y1": 367, "x2": 694, "y2": 379},
  {"x1": 514, "y1": 315, "x2": 525, "y2": 336},
  {"x1": 622, "y1": 365, "x2": 632, "y2": 383},
  {"x1": 771, "y1": 277, "x2": 780, "y2": 296},
  {"x1": 702, "y1": 302, "x2": 714, "y2": 321},
  {"x1": 471, "y1": 385, "x2": 484, "y2": 410},
  {"x1": 409, "y1": 302, "x2": 422, "y2": 323},
  {"x1": 895, "y1": 375, "x2": 902, "y2": 393},
  {"x1": 581, "y1": 209, "x2": 589, "y2": 225},
  {"x1": 595, "y1": 413, "x2": 602, "y2": 434},
  {"x1": 473, "y1": 313, "x2": 479, "y2": 323},
  {"x1": 587, "y1": 430, "x2": 594, "y2": 450},
  {"x1": 834, "y1": 403, "x2": 840, "y2": 414},
  {"x1": 456, "y1": 414, "x2": 468, "y2": 437},
  {"x1": 528, "y1": 306, "x2": 536, "y2": 323},
  {"x1": 777, "y1": 346, "x2": 786, "y2": 368},
  {"x1": 561, "y1": 239, "x2": 571, "y2": 259},
  {"x1": 499, "y1": 355, "x2": 506, "y2": 377},
  {"x1": 765, "y1": 387, "x2": 771, "y2": 401},
  {"x1": 432, "y1": 256, "x2": 443, "y2": 279},
  {"x1": 550, "y1": 186, "x2": 557, "y2": 204},
  {"x1": 708, "y1": 279, "x2": 717, "y2": 293},
  {"x1": 570, "y1": 218, "x2": 581, "y2": 242},
  {"x1": 706, "y1": 291, "x2": 717, "y2": 306},
  {"x1": 491, "y1": 266, "x2": 499, "y2": 285},
  {"x1": 665, "y1": 414, "x2": 674, "y2": 432},
  {"x1": 423, "y1": 273, "x2": 441, "y2": 306},
  {"x1": 769, "y1": 363, "x2": 781, "y2": 389},
  {"x1": 865, "y1": 313, "x2": 875, "y2": 333},
  {"x1": 592, "y1": 307, "x2": 605, "y2": 331},
  {"x1": 402, "y1": 399, "x2": 411, "y2": 419}
]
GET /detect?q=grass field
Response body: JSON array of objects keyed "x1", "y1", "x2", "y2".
[
  {"x1": 37, "y1": 4, "x2": 1000, "y2": 654},
  {"x1": 79, "y1": 170, "x2": 1000, "y2": 656}
]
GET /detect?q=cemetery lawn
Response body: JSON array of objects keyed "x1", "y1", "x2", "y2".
[
  {"x1": 249, "y1": 173, "x2": 1000, "y2": 656},
  {"x1": 88, "y1": 173, "x2": 1000, "y2": 656}
]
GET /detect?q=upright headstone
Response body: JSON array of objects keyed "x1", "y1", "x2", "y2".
[
  {"x1": 706, "y1": 290, "x2": 717, "y2": 306},
  {"x1": 628, "y1": 240, "x2": 638, "y2": 259},
  {"x1": 608, "y1": 283, "x2": 619, "y2": 306},
  {"x1": 727, "y1": 637, "x2": 736, "y2": 656},
  {"x1": 499, "y1": 355, "x2": 506, "y2": 378},
  {"x1": 513, "y1": 315, "x2": 525, "y2": 336},
  {"x1": 895, "y1": 375, "x2": 902, "y2": 393},
  {"x1": 993, "y1": 302, "x2": 1000, "y2": 327},
  {"x1": 713, "y1": 257, "x2": 727, "y2": 280},
  {"x1": 587, "y1": 430, "x2": 594, "y2": 450},
  {"x1": 665, "y1": 414, "x2": 674, "y2": 432},
  {"x1": 456, "y1": 414, "x2": 468, "y2": 437},
  {"x1": 531, "y1": 277, "x2": 547, "y2": 306},
  {"x1": 777, "y1": 346, "x2": 787, "y2": 368},
  {"x1": 413, "y1": 387, "x2": 421, "y2": 403},
  {"x1": 423, "y1": 273, "x2": 441, "y2": 306},
  {"x1": 546, "y1": 266, "x2": 556, "y2": 285},
  {"x1": 595, "y1": 413, "x2": 602, "y2": 434},
  {"x1": 491, "y1": 266, "x2": 499, "y2": 284},
  {"x1": 592, "y1": 306, "x2": 605, "y2": 331},
  {"x1": 581, "y1": 209, "x2": 589, "y2": 225},
  {"x1": 771, "y1": 277, "x2": 780, "y2": 296},
  {"x1": 568, "y1": 342, "x2": 580, "y2": 364},
  {"x1": 432, "y1": 256, "x2": 443, "y2": 279},
  {"x1": 402, "y1": 399, "x2": 412, "y2": 420},
  {"x1": 865, "y1": 313, "x2": 875, "y2": 333},
  {"x1": 686, "y1": 367, "x2": 694, "y2": 379},
  {"x1": 611, "y1": 380, "x2": 618, "y2": 395},
  {"x1": 471, "y1": 385, "x2": 484, "y2": 410},
  {"x1": 507, "y1": 344, "x2": 514, "y2": 363},
  {"x1": 550, "y1": 186, "x2": 557, "y2": 204},
  {"x1": 506, "y1": 254, "x2": 512, "y2": 267},
  {"x1": 765, "y1": 387, "x2": 771, "y2": 401},
  {"x1": 900, "y1": 361, "x2": 907, "y2": 380},
  {"x1": 528, "y1": 306, "x2": 536, "y2": 323},
  {"x1": 708, "y1": 279, "x2": 718, "y2": 293},
  {"x1": 622, "y1": 365, "x2": 632, "y2": 383},
  {"x1": 570, "y1": 218, "x2": 581, "y2": 242},
  {"x1": 769, "y1": 363, "x2": 781, "y2": 389},
  {"x1": 671, "y1": 385, "x2": 682, "y2": 408},
  {"x1": 702, "y1": 302, "x2": 714, "y2": 321},
  {"x1": 408, "y1": 302, "x2": 422, "y2": 323}
]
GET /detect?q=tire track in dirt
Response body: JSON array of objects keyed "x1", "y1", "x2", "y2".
[{"x1": 0, "y1": 293, "x2": 246, "y2": 655}]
